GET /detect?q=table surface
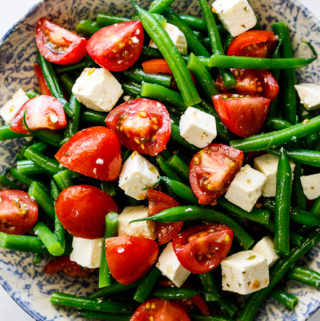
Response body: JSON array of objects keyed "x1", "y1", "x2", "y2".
[{"x1": 0, "y1": 0, "x2": 320, "y2": 320}]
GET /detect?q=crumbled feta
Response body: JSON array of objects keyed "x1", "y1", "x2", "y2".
[
  {"x1": 252, "y1": 236, "x2": 279, "y2": 267},
  {"x1": 300, "y1": 173, "x2": 320, "y2": 200},
  {"x1": 295, "y1": 83, "x2": 320, "y2": 110},
  {"x1": 96, "y1": 158, "x2": 104, "y2": 165}
]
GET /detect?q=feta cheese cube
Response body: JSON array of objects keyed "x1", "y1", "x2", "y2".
[
  {"x1": 252, "y1": 236, "x2": 279, "y2": 267},
  {"x1": 72, "y1": 68, "x2": 123, "y2": 112},
  {"x1": 119, "y1": 151, "x2": 160, "y2": 200},
  {"x1": 295, "y1": 83, "x2": 320, "y2": 110},
  {"x1": 212, "y1": 0, "x2": 257, "y2": 37},
  {"x1": 179, "y1": 107, "x2": 217, "y2": 148},
  {"x1": 0, "y1": 88, "x2": 29, "y2": 124},
  {"x1": 221, "y1": 250, "x2": 269, "y2": 295},
  {"x1": 70, "y1": 236, "x2": 103, "y2": 269},
  {"x1": 149, "y1": 23, "x2": 187, "y2": 55},
  {"x1": 225, "y1": 165, "x2": 266, "y2": 212},
  {"x1": 254, "y1": 154, "x2": 295, "y2": 197},
  {"x1": 300, "y1": 173, "x2": 320, "y2": 200},
  {"x1": 156, "y1": 242, "x2": 190, "y2": 287},
  {"x1": 118, "y1": 206, "x2": 156, "y2": 240}
]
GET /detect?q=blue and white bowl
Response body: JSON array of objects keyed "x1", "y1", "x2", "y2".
[{"x1": 0, "y1": 0, "x2": 320, "y2": 320}]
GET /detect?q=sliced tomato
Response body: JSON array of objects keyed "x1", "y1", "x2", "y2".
[
  {"x1": 0, "y1": 190, "x2": 38, "y2": 235},
  {"x1": 213, "y1": 94, "x2": 270, "y2": 137},
  {"x1": 55, "y1": 185, "x2": 118, "y2": 239},
  {"x1": 227, "y1": 30, "x2": 278, "y2": 58},
  {"x1": 105, "y1": 236, "x2": 159, "y2": 285},
  {"x1": 130, "y1": 298, "x2": 190, "y2": 321},
  {"x1": 106, "y1": 98, "x2": 171, "y2": 156},
  {"x1": 216, "y1": 69, "x2": 279, "y2": 101},
  {"x1": 36, "y1": 18, "x2": 87, "y2": 65},
  {"x1": 55, "y1": 126, "x2": 122, "y2": 181},
  {"x1": 189, "y1": 144, "x2": 243, "y2": 205},
  {"x1": 34, "y1": 64, "x2": 51, "y2": 96},
  {"x1": 87, "y1": 21, "x2": 144, "y2": 71},
  {"x1": 172, "y1": 225, "x2": 233, "y2": 274},
  {"x1": 148, "y1": 189, "x2": 183, "y2": 245}
]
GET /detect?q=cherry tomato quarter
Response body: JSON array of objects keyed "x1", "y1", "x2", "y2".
[{"x1": 34, "y1": 64, "x2": 51, "y2": 96}]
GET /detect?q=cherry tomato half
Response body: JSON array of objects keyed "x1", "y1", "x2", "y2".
[
  {"x1": 213, "y1": 94, "x2": 271, "y2": 137},
  {"x1": 87, "y1": 20, "x2": 144, "y2": 71},
  {"x1": 55, "y1": 126, "x2": 122, "y2": 181},
  {"x1": 172, "y1": 225, "x2": 233, "y2": 274},
  {"x1": 0, "y1": 190, "x2": 38, "y2": 235},
  {"x1": 55, "y1": 185, "x2": 118, "y2": 239},
  {"x1": 34, "y1": 64, "x2": 51, "y2": 96},
  {"x1": 106, "y1": 98, "x2": 171, "y2": 156},
  {"x1": 189, "y1": 144, "x2": 243, "y2": 205},
  {"x1": 36, "y1": 18, "x2": 87, "y2": 65},
  {"x1": 105, "y1": 236, "x2": 159, "y2": 285}
]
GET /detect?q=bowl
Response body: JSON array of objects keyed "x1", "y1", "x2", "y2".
[{"x1": 1, "y1": 0, "x2": 320, "y2": 320}]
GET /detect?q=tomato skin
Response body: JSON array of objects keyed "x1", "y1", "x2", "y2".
[
  {"x1": 55, "y1": 185, "x2": 118, "y2": 239},
  {"x1": 0, "y1": 190, "x2": 38, "y2": 235},
  {"x1": 105, "y1": 236, "x2": 159, "y2": 285},
  {"x1": 87, "y1": 21, "x2": 144, "y2": 72},
  {"x1": 190, "y1": 144, "x2": 243, "y2": 205},
  {"x1": 106, "y1": 98, "x2": 171, "y2": 156},
  {"x1": 213, "y1": 94, "x2": 270, "y2": 137},
  {"x1": 172, "y1": 225, "x2": 233, "y2": 274},
  {"x1": 130, "y1": 298, "x2": 190, "y2": 321},
  {"x1": 55, "y1": 126, "x2": 122, "y2": 181},
  {"x1": 34, "y1": 64, "x2": 51, "y2": 96},
  {"x1": 36, "y1": 18, "x2": 87, "y2": 65}
]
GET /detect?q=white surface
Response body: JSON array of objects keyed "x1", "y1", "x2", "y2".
[{"x1": 0, "y1": 0, "x2": 319, "y2": 320}]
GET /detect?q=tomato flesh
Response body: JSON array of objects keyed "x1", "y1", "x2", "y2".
[
  {"x1": 0, "y1": 190, "x2": 38, "y2": 235},
  {"x1": 34, "y1": 64, "x2": 51, "y2": 96},
  {"x1": 172, "y1": 225, "x2": 233, "y2": 274}
]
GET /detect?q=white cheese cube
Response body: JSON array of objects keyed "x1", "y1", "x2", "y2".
[
  {"x1": 252, "y1": 236, "x2": 279, "y2": 267},
  {"x1": 225, "y1": 165, "x2": 266, "y2": 212},
  {"x1": 221, "y1": 250, "x2": 269, "y2": 295},
  {"x1": 72, "y1": 68, "x2": 123, "y2": 112},
  {"x1": 118, "y1": 206, "x2": 156, "y2": 240},
  {"x1": 254, "y1": 154, "x2": 295, "y2": 197},
  {"x1": 212, "y1": 0, "x2": 257, "y2": 37},
  {"x1": 156, "y1": 242, "x2": 190, "y2": 287},
  {"x1": 0, "y1": 88, "x2": 29, "y2": 124},
  {"x1": 179, "y1": 107, "x2": 217, "y2": 148},
  {"x1": 300, "y1": 173, "x2": 320, "y2": 200},
  {"x1": 149, "y1": 23, "x2": 188, "y2": 55},
  {"x1": 119, "y1": 151, "x2": 160, "y2": 200},
  {"x1": 295, "y1": 83, "x2": 320, "y2": 110},
  {"x1": 70, "y1": 236, "x2": 103, "y2": 269}
]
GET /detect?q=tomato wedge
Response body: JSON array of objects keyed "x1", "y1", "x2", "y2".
[
  {"x1": 130, "y1": 298, "x2": 190, "y2": 321},
  {"x1": 0, "y1": 190, "x2": 38, "y2": 235},
  {"x1": 55, "y1": 185, "x2": 118, "y2": 239},
  {"x1": 172, "y1": 225, "x2": 233, "y2": 274},
  {"x1": 213, "y1": 94, "x2": 271, "y2": 137},
  {"x1": 189, "y1": 144, "x2": 243, "y2": 205},
  {"x1": 227, "y1": 30, "x2": 278, "y2": 58},
  {"x1": 148, "y1": 189, "x2": 183, "y2": 245},
  {"x1": 105, "y1": 236, "x2": 159, "y2": 285},
  {"x1": 36, "y1": 18, "x2": 87, "y2": 65},
  {"x1": 55, "y1": 126, "x2": 122, "y2": 181},
  {"x1": 87, "y1": 21, "x2": 144, "y2": 71},
  {"x1": 34, "y1": 64, "x2": 51, "y2": 96},
  {"x1": 106, "y1": 98, "x2": 171, "y2": 156}
]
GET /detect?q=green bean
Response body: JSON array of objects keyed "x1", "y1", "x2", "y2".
[
  {"x1": 30, "y1": 141, "x2": 49, "y2": 153},
  {"x1": 0, "y1": 125, "x2": 29, "y2": 140},
  {"x1": 223, "y1": 34, "x2": 234, "y2": 52},
  {"x1": 81, "y1": 110, "x2": 107, "y2": 126},
  {"x1": 122, "y1": 81, "x2": 142, "y2": 97},
  {"x1": 190, "y1": 315, "x2": 234, "y2": 321},
  {"x1": 291, "y1": 208, "x2": 320, "y2": 227},
  {"x1": 171, "y1": 123, "x2": 199, "y2": 151},
  {"x1": 9, "y1": 168, "x2": 33, "y2": 186},
  {"x1": 59, "y1": 73, "x2": 75, "y2": 95},
  {"x1": 0, "y1": 175, "x2": 20, "y2": 189},
  {"x1": 53, "y1": 170, "x2": 78, "y2": 191},
  {"x1": 141, "y1": 46, "x2": 163, "y2": 59},
  {"x1": 199, "y1": 272, "x2": 219, "y2": 302},
  {"x1": 79, "y1": 311, "x2": 130, "y2": 321},
  {"x1": 168, "y1": 154, "x2": 189, "y2": 181},
  {"x1": 90, "y1": 281, "x2": 139, "y2": 299},
  {"x1": 76, "y1": 19, "x2": 100, "y2": 36},
  {"x1": 54, "y1": 211, "x2": 65, "y2": 252},
  {"x1": 152, "y1": 287, "x2": 200, "y2": 300},
  {"x1": 292, "y1": 163, "x2": 306, "y2": 210},
  {"x1": 64, "y1": 95, "x2": 82, "y2": 140},
  {"x1": 311, "y1": 197, "x2": 320, "y2": 217},
  {"x1": 16, "y1": 160, "x2": 46, "y2": 176},
  {"x1": 26, "y1": 89, "x2": 40, "y2": 99},
  {"x1": 288, "y1": 266, "x2": 320, "y2": 288},
  {"x1": 96, "y1": 13, "x2": 130, "y2": 26},
  {"x1": 265, "y1": 117, "x2": 292, "y2": 131},
  {"x1": 100, "y1": 181, "x2": 117, "y2": 197},
  {"x1": 28, "y1": 128, "x2": 62, "y2": 147},
  {"x1": 270, "y1": 289, "x2": 298, "y2": 310},
  {"x1": 149, "y1": 0, "x2": 175, "y2": 13},
  {"x1": 179, "y1": 14, "x2": 207, "y2": 31},
  {"x1": 50, "y1": 179, "x2": 60, "y2": 200},
  {"x1": 56, "y1": 57, "x2": 96, "y2": 73},
  {"x1": 156, "y1": 155, "x2": 181, "y2": 181}
]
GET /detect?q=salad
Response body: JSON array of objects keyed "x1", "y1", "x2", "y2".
[{"x1": 0, "y1": 0, "x2": 320, "y2": 320}]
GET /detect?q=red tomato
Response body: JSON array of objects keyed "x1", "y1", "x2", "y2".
[
  {"x1": 189, "y1": 144, "x2": 243, "y2": 205},
  {"x1": 213, "y1": 94, "x2": 270, "y2": 137},
  {"x1": 0, "y1": 190, "x2": 38, "y2": 235},
  {"x1": 172, "y1": 225, "x2": 233, "y2": 274},
  {"x1": 106, "y1": 98, "x2": 171, "y2": 156},
  {"x1": 36, "y1": 18, "x2": 87, "y2": 65},
  {"x1": 216, "y1": 69, "x2": 279, "y2": 101},
  {"x1": 105, "y1": 236, "x2": 159, "y2": 285},
  {"x1": 87, "y1": 21, "x2": 144, "y2": 71},
  {"x1": 130, "y1": 298, "x2": 190, "y2": 321},
  {"x1": 227, "y1": 30, "x2": 278, "y2": 58},
  {"x1": 10, "y1": 96, "x2": 67, "y2": 134},
  {"x1": 55, "y1": 126, "x2": 122, "y2": 181},
  {"x1": 148, "y1": 189, "x2": 183, "y2": 245},
  {"x1": 34, "y1": 64, "x2": 51, "y2": 96},
  {"x1": 55, "y1": 185, "x2": 118, "y2": 239}
]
